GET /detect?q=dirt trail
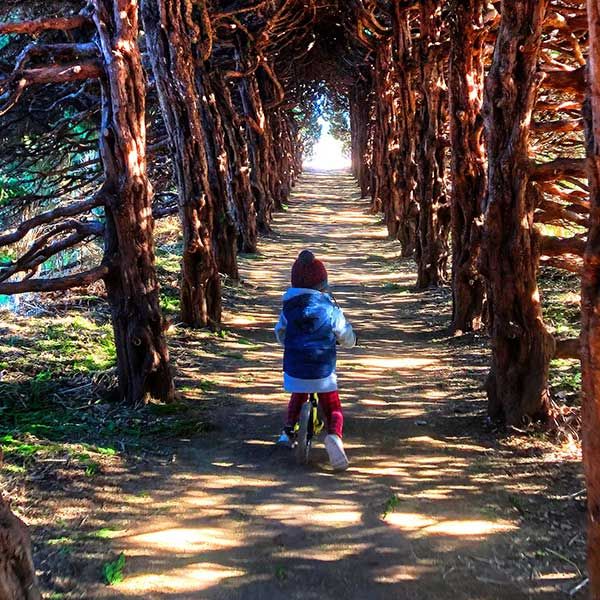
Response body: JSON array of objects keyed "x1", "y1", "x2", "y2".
[{"x1": 93, "y1": 170, "x2": 584, "y2": 599}]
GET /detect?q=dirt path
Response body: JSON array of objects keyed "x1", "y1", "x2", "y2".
[{"x1": 90, "y1": 170, "x2": 584, "y2": 599}]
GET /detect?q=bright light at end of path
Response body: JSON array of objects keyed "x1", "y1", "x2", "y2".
[{"x1": 304, "y1": 122, "x2": 350, "y2": 170}]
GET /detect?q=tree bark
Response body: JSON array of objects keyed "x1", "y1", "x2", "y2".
[
  {"x1": 391, "y1": 4, "x2": 418, "y2": 257},
  {"x1": 415, "y1": 0, "x2": 451, "y2": 288},
  {"x1": 93, "y1": 0, "x2": 174, "y2": 404},
  {"x1": 582, "y1": 0, "x2": 600, "y2": 594},
  {"x1": 197, "y1": 70, "x2": 240, "y2": 279},
  {"x1": 142, "y1": 0, "x2": 222, "y2": 327},
  {"x1": 481, "y1": 0, "x2": 553, "y2": 425},
  {"x1": 448, "y1": 0, "x2": 486, "y2": 332},
  {"x1": 349, "y1": 80, "x2": 372, "y2": 199},
  {"x1": 0, "y1": 494, "x2": 41, "y2": 600}
]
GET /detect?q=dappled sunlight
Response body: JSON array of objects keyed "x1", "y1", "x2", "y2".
[
  {"x1": 116, "y1": 562, "x2": 246, "y2": 594},
  {"x1": 374, "y1": 565, "x2": 436, "y2": 583},
  {"x1": 360, "y1": 356, "x2": 438, "y2": 369},
  {"x1": 127, "y1": 526, "x2": 239, "y2": 552},
  {"x1": 385, "y1": 512, "x2": 516, "y2": 538},
  {"x1": 93, "y1": 170, "x2": 584, "y2": 600}
]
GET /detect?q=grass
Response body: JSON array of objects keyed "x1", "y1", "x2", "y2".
[
  {"x1": 539, "y1": 267, "x2": 582, "y2": 403},
  {"x1": 382, "y1": 493, "x2": 401, "y2": 519},
  {"x1": 382, "y1": 282, "x2": 411, "y2": 294},
  {"x1": 103, "y1": 552, "x2": 126, "y2": 585}
]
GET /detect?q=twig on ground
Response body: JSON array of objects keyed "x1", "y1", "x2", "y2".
[
  {"x1": 569, "y1": 577, "x2": 589, "y2": 596},
  {"x1": 545, "y1": 548, "x2": 582, "y2": 577}
]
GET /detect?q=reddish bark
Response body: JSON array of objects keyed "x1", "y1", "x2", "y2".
[
  {"x1": 238, "y1": 71, "x2": 275, "y2": 233},
  {"x1": 414, "y1": 0, "x2": 451, "y2": 288},
  {"x1": 448, "y1": 0, "x2": 486, "y2": 332},
  {"x1": 0, "y1": 494, "x2": 40, "y2": 600},
  {"x1": 481, "y1": 0, "x2": 553, "y2": 425},
  {"x1": 197, "y1": 71, "x2": 240, "y2": 280},
  {"x1": 0, "y1": 15, "x2": 90, "y2": 34},
  {"x1": 582, "y1": 0, "x2": 600, "y2": 593},
  {"x1": 349, "y1": 81, "x2": 371, "y2": 199},
  {"x1": 142, "y1": 0, "x2": 222, "y2": 327},
  {"x1": 391, "y1": 5, "x2": 418, "y2": 257},
  {"x1": 370, "y1": 40, "x2": 394, "y2": 217},
  {"x1": 94, "y1": 0, "x2": 174, "y2": 404}
]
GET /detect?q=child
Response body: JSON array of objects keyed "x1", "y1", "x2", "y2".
[{"x1": 274, "y1": 249, "x2": 356, "y2": 470}]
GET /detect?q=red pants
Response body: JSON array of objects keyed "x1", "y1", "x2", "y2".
[{"x1": 286, "y1": 391, "x2": 344, "y2": 438}]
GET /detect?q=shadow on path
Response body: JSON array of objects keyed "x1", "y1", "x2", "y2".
[{"x1": 90, "y1": 169, "x2": 584, "y2": 600}]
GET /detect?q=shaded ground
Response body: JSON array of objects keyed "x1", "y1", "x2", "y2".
[{"x1": 1, "y1": 169, "x2": 587, "y2": 599}]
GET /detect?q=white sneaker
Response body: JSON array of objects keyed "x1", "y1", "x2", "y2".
[{"x1": 325, "y1": 434, "x2": 349, "y2": 471}]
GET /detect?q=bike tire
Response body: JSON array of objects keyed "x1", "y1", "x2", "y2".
[{"x1": 295, "y1": 402, "x2": 312, "y2": 465}]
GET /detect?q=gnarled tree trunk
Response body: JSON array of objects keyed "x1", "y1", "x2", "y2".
[
  {"x1": 0, "y1": 495, "x2": 40, "y2": 600},
  {"x1": 392, "y1": 4, "x2": 418, "y2": 257},
  {"x1": 197, "y1": 70, "x2": 240, "y2": 280},
  {"x1": 350, "y1": 80, "x2": 372, "y2": 199},
  {"x1": 142, "y1": 0, "x2": 222, "y2": 327},
  {"x1": 481, "y1": 0, "x2": 553, "y2": 424},
  {"x1": 582, "y1": 0, "x2": 600, "y2": 594},
  {"x1": 415, "y1": 0, "x2": 451, "y2": 288},
  {"x1": 448, "y1": 0, "x2": 486, "y2": 332},
  {"x1": 94, "y1": 0, "x2": 174, "y2": 404}
]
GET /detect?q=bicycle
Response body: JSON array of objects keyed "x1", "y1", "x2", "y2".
[{"x1": 294, "y1": 392, "x2": 325, "y2": 465}]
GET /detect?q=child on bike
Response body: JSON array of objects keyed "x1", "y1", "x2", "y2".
[{"x1": 274, "y1": 249, "x2": 356, "y2": 470}]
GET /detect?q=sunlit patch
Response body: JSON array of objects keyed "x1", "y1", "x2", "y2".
[
  {"x1": 256, "y1": 502, "x2": 362, "y2": 527},
  {"x1": 361, "y1": 357, "x2": 436, "y2": 369},
  {"x1": 127, "y1": 527, "x2": 239, "y2": 552},
  {"x1": 404, "y1": 436, "x2": 488, "y2": 453},
  {"x1": 359, "y1": 398, "x2": 388, "y2": 406},
  {"x1": 291, "y1": 543, "x2": 369, "y2": 561},
  {"x1": 312, "y1": 510, "x2": 362, "y2": 525},
  {"x1": 117, "y1": 562, "x2": 245, "y2": 594},
  {"x1": 426, "y1": 519, "x2": 515, "y2": 536},
  {"x1": 385, "y1": 511, "x2": 516, "y2": 538},
  {"x1": 374, "y1": 565, "x2": 435, "y2": 583}
]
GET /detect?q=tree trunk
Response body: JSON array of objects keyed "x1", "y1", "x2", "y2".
[
  {"x1": 370, "y1": 41, "x2": 392, "y2": 217},
  {"x1": 142, "y1": 0, "x2": 222, "y2": 327},
  {"x1": 392, "y1": 5, "x2": 418, "y2": 258},
  {"x1": 448, "y1": 0, "x2": 486, "y2": 332},
  {"x1": 415, "y1": 0, "x2": 451, "y2": 288},
  {"x1": 0, "y1": 495, "x2": 40, "y2": 600},
  {"x1": 213, "y1": 74, "x2": 258, "y2": 254},
  {"x1": 197, "y1": 71, "x2": 240, "y2": 280},
  {"x1": 582, "y1": 0, "x2": 600, "y2": 594},
  {"x1": 481, "y1": 0, "x2": 553, "y2": 425},
  {"x1": 94, "y1": 0, "x2": 174, "y2": 404},
  {"x1": 350, "y1": 81, "x2": 372, "y2": 199},
  {"x1": 238, "y1": 72, "x2": 274, "y2": 234}
]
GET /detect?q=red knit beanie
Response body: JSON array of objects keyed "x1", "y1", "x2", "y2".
[{"x1": 291, "y1": 250, "x2": 328, "y2": 289}]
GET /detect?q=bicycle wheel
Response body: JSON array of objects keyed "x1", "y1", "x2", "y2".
[{"x1": 295, "y1": 401, "x2": 312, "y2": 465}]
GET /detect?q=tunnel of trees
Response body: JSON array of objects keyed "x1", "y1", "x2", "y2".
[{"x1": 2, "y1": 0, "x2": 600, "y2": 596}]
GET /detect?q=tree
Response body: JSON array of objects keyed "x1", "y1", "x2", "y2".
[
  {"x1": 142, "y1": 0, "x2": 222, "y2": 328},
  {"x1": 481, "y1": 0, "x2": 554, "y2": 425},
  {"x1": 0, "y1": 1, "x2": 174, "y2": 405},
  {"x1": 582, "y1": 0, "x2": 600, "y2": 594},
  {"x1": 414, "y1": 0, "x2": 451, "y2": 288},
  {"x1": 0, "y1": 494, "x2": 40, "y2": 600},
  {"x1": 447, "y1": 0, "x2": 487, "y2": 333}
]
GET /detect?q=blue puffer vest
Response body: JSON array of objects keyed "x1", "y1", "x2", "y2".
[{"x1": 283, "y1": 292, "x2": 337, "y2": 380}]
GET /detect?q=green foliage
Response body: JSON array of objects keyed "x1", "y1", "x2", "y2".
[
  {"x1": 382, "y1": 493, "x2": 401, "y2": 519},
  {"x1": 160, "y1": 290, "x2": 180, "y2": 315},
  {"x1": 103, "y1": 552, "x2": 126, "y2": 585}
]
